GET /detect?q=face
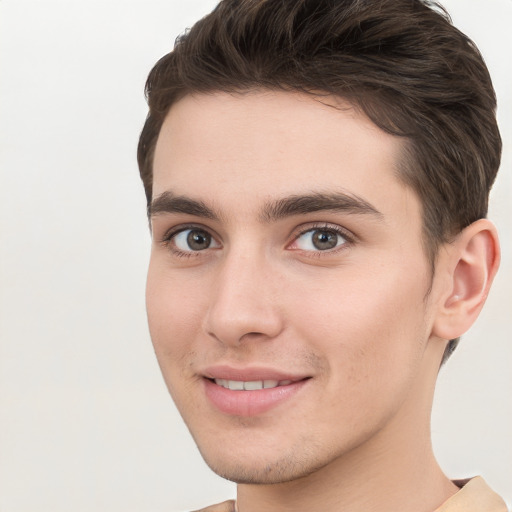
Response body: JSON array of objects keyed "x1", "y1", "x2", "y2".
[{"x1": 147, "y1": 90, "x2": 441, "y2": 484}]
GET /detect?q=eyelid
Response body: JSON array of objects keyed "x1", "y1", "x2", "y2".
[
  {"x1": 287, "y1": 222, "x2": 355, "y2": 252},
  {"x1": 160, "y1": 223, "x2": 217, "y2": 241},
  {"x1": 159, "y1": 223, "x2": 222, "y2": 255}
]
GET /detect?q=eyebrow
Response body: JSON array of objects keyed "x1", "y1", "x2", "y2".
[
  {"x1": 149, "y1": 190, "x2": 383, "y2": 222},
  {"x1": 260, "y1": 192, "x2": 383, "y2": 222},
  {"x1": 149, "y1": 191, "x2": 221, "y2": 220}
]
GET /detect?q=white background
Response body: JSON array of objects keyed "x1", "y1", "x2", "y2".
[{"x1": 0, "y1": 1, "x2": 510, "y2": 511}]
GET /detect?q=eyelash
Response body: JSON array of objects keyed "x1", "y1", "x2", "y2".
[
  {"x1": 289, "y1": 222, "x2": 354, "y2": 255},
  {"x1": 159, "y1": 222, "x2": 355, "y2": 259},
  {"x1": 160, "y1": 223, "x2": 218, "y2": 259}
]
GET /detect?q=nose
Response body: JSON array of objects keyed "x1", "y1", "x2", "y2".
[{"x1": 203, "y1": 251, "x2": 284, "y2": 346}]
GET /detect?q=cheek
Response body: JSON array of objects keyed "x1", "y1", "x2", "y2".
[
  {"x1": 145, "y1": 264, "x2": 212, "y2": 411},
  {"x1": 286, "y1": 262, "x2": 430, "y2": 388},
  {"x1": 145, "y1": 263, "x2": 206, "y2": 360},
  {"x1": 284, "y1": 270, "x2": 430, "y2": 439}
]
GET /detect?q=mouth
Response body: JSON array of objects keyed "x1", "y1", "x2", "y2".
[
  {"x1": 210, "y1": 378, "x2": 294, "y2": 391},
  {"x1": 201, "y1": 368, "x2": 310, "y2": 416}
]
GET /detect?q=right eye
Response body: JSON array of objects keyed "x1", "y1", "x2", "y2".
[{"x1": 171, "y1": 228, "x2": 220, "y2": 252}]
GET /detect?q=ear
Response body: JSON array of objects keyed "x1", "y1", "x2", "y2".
[{"x1": 432, "y1": 219, "x2": 500, "y2": 340}]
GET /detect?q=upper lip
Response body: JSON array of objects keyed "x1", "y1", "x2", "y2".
[{"x1": 201, "y1": 365, "x2": 309, "y2": 382}]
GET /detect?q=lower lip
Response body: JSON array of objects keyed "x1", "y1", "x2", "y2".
[{"x1": 203, "y1": 378, "x2": 308, "y2": 417}]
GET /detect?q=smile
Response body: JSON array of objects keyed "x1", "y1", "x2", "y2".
[
  {"x1": 213, "y1": 379, "x2": 293, "y2": 390},
  {"x1": 204, "y1": 374, "x2": 309, "y2": 416}
]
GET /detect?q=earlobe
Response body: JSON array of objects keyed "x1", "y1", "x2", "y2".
[{"x1": 432, "y1": 219, "x2": 500, "y2": 340}]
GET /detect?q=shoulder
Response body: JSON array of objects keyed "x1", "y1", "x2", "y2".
[{"x1": 192, "y1": 500, "x2": 236, "y2": 512}]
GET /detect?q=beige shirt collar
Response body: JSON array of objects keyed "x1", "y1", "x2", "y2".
[{"x1": 434, "y1": 477, "x2": 508, "y2": 512}]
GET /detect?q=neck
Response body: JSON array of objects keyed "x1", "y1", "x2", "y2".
[{"x1": 236, "y1": 339, "x2": 458, "y2": 512}]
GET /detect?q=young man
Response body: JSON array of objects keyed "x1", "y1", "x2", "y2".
[{"x1": 138, "y1": 1, "x2": 507, "y2": 510}]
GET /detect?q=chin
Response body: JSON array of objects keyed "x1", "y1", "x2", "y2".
[
  {"x1": 204, "y1": 457, "x2": 322, "y2": 485},
  {"x1": 196, "y1": 437, "x2": 332, "y2": 485}
]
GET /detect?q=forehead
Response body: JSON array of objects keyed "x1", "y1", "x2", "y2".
[{"x1": 152, "y1": 90, "x2": 414, "y2": 220}]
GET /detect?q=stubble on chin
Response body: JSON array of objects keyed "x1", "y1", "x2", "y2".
[{"x1": 196, "y1": 438, "x2": 332, "y2": 485}]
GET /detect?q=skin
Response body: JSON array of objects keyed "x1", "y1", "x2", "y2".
[{"x1": 146, "y1": 90, "x2": 499, "y2": 512}]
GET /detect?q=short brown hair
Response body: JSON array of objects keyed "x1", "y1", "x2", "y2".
[{"x1": 138, "y1": 0, "x2": 501, "y2": 362}]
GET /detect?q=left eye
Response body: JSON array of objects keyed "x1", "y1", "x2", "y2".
[{"x1": 293, "y1": 228, "x2": 347, "y2": 251}]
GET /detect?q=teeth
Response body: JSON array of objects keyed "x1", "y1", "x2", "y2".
[
  {"x1": 229, "y1": 380, "x2": 244, "y2": 390},
  {"x1": 213, "y1": 379, "x2": 291, "y2": 390},
  {"x1": 243, "y1": 380, "x2": 264, "y2": 390}
]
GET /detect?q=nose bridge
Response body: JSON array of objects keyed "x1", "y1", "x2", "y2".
[{"x1": 204, "y1": 244, "x2": 282, "y2": 345}]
